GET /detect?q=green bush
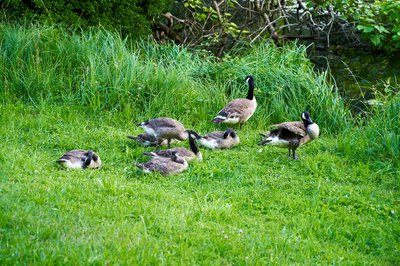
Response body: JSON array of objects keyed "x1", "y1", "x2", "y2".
[
  {"x1": 1, "y1": 0, "x2": 172, "y2": 38},
  {"x1": 314, "y1": 0, "x2": 400, "y2": 51}
]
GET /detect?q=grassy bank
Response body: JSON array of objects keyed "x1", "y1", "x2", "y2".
[{"x1": 0, "y1": 24, "x2": 399, "y2": 264}]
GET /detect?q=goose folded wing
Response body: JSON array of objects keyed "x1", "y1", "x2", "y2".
[
  {"x1": 204, "y1": 131, "x2": 225, "y2": 140},
  {"x1": 270, "y1": 122, "x2": 307, "y2": 137},
  {"x1": 150, "y1": 119, "x2": 180, "y2": 128}
]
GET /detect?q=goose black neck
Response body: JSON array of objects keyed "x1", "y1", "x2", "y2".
[
  {"x1": 246, "y1": 78, "x2": 255, "y2": 100},
  {"x1": 303, "y1": 120, "x2": 313, "y2": 128},
  {"x1": 189, "y1": 135, "x2": 200, "y2": 155}
]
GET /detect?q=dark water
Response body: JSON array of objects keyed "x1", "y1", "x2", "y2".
[{"x1": 308, "y1": 46, "x2": 400, "y2": 113}]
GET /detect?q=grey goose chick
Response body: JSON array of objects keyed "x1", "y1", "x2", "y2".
[
  {"x1": 258, "y1": 111, "x2": 320, "y2": 159},
  {"x1": 143, "y1": 130, "x2": 202, "y2": 162},
  {"x1": 196, "y1": 128, "x2": 240, "y2": 149},
  {"x1": 127, "y1": 133, "x2": 177, "y2": 147},
  {"x1": 136, "y1": 117, "x2": 187, "y2": 149},
  {"x1": 213, "y1": 76, "x2": 257, "y2": 128},
  {"x1": 136, "y1": 151, "x2": 188, "y2": 176},
  {"x1": 57, "y1": 149, "x2": 102, "y2": 169}
]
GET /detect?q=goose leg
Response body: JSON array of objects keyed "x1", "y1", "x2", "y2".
[
  {"x1": 167, "y1": 139, "x2": 171, "y2": 149},
  {"x1": 292, "y1": 148, "x2": 299, "y2": 160}
]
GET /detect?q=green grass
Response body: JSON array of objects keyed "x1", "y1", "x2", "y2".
[{"x1": 0, "y1": 24, "x2": 399, "y2": 264}]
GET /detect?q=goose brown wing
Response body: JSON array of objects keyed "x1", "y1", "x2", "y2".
[
  {"x1": 271, "y1": 122, "x2": 306, "y2": 137},
  {"x1": 154, "y1": 148, "x2": 191, "y2": 158},
  {"x1": 149, "y1": 118, "x2": 183, "y2": 129},
  {"x1": 204, "y1": 131, "x2": 225, "y2": 140},
  {"x1": 218, "y1": 99, "x2": 251, "y2": 118}
]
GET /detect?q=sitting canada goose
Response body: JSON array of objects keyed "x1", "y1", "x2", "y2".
[
  {"x1": 127, "y1": 133, "x2": 178, "y2": 147},
  {"x1": 136, "y1": 151, "x2": 188, "y2": 176},
  {"x1": 57, "y1": 149, "x2": 102, "y2": 169},
  {"x1": 136, "y1": 117, "x2": 187, "y2": 149},
  {"x1": 213, "y1": 76, "x2": 257, "y2": 128},
  {"x1": 258, "y1": 111, "x2": 320, "y2": 159},
  {"x1": 196, "y1": 128, "x2": 240, "y2": 149},
  {"x1": 143, "y1": 130, "x2": 203, "y2": 162}
]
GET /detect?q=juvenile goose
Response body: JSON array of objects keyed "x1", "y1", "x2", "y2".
[
  {"x1": 196, "y1": 128, "x2": 240, "y2": 149},
  {"x1": 127, "y1": 133, "x2": 177, "y2": 147},
  {"x1": 136, "y1": 117, "x2": 187, "y2": 149},
  {"x1": 258, "y1": 111, "x2": 320, "y2": 159},
  {"x1": 143, "y1": 130, "x2": 203, "y2": 162},
  {"x1": 57, "y1": 149, "x2": 102, "y2": 169},
  {"x1": 213, "y1": 76, "x2": 257, "y2": 128},
  {"x1": 136, "y1": 151, "x2": 188, "y2": 176}
]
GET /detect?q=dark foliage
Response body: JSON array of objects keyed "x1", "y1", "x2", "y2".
[{"x1": 1, "y1": 0, "x2": 173, "y2": 38}]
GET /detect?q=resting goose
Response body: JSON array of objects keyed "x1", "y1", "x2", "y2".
[
  {"x1": 136, "y1": 117, "x2": 187, "y2": 149},
  {"x1": 196, "y1": 128, "x2": 240, "y2": 149},
  {"x1": 57, "y1": 149, "x2": 102, "y2": 169},
  {"x1": 143, "y1": 130, "x2": 203, "y2": 162},
  {"x1": 127, "y1": 133, "x2": 177, "y2": 147},
  {"x1": 136, "y1": 151, "x2": 188, "y2": 176},
  {"x1": 258, "y1": 111, "x2": 320, "y2": 159},
  {"x1": 213, "y1": 76, "x2": 257, "y2": 128}
]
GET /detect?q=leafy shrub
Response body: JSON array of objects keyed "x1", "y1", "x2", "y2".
[
  {"x1": 316, "y1": 0, "x2": 400, "y2": 51},
  {"x1": 1, "y1": 0, "x2": 172, "y2": 38}
]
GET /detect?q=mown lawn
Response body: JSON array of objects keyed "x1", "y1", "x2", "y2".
[{"x1": 0, "y1": 103, "x2": 398, "y2": 265}]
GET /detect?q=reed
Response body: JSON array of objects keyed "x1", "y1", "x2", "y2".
[{"x1": 1, "y1": 24, "x2": 349, "y2": 133}]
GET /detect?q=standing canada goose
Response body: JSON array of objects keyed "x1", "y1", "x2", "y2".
[
  {"x1": 136, "y1": 151, "x2": 188, "y2": 176},
  {"x1": 57, "y1": 149, "x2": 102, "y2": 169},
  {"x1": 196, "y1": 128, "x2": 240, "y2": 149},
  {"x1": 258, "y1": 111, "x2": 320, "y2": 159},
  {"x1": 213, "y1": 76, "x2": 257, "y2": 128},
  {"x1": 143, "y1": 130, "x2": 203, "y2": 162},
  {"x1": 127, "y1": 133, "x2": 177, "y2": 147},
  {"x1": 136, "y1": 117, "x2": 187, "y2": 149}
]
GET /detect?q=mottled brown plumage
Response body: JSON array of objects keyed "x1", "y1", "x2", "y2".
[
  {"x1": 57, "y1": 149, "x2": 101, "y2": 169},
  {"x1": 136, "y1": 152, "x2": 188, "y2": 176},
  {"x1": 137, "y1": 117, "x2": 187, "y2": 149},
  {"x1": 213, "y1": 76, "x2": 257, "y2": 127},
  {"x1": 259, "y1": 112, "x2": 319, "y2": 159},
  {"x1": 196, "y1": 128, "x2": 240, "y2": 149}
]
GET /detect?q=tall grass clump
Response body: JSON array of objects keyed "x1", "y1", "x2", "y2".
[
  {"x1": 338, "y1": 90, "x2": 400, "y2": 165},
  {"x1": 210, "y1": 43, "x2": 351, "y2": 133},
  {"x1": 0, "y1": 24, "x2": 350, "y2": 133}
]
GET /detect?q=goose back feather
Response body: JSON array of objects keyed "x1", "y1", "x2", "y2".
[{"x1": 136, "y1": 152, "x2": 188, "y2": 175}]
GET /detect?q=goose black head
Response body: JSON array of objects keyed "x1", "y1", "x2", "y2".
[
  {"x1": 245, "y1": 76, "x2": 254, "y2": 84},
  {"x1": 301, "y1": 111, "x2": 313, "y2": 126},
  {"x1": 185, "y1": 129, "x2": 201, "y2": 139},
  {"x1": 223, "y1": 128, "x2": 236, "y2": 139},
  {"x1": 84, "y1": 150, "x2": 94, "y2": 167}
]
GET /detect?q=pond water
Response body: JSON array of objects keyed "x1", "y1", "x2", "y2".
[{"x1": 308, "y1": 46, "x2": 400, "y2": 113}]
